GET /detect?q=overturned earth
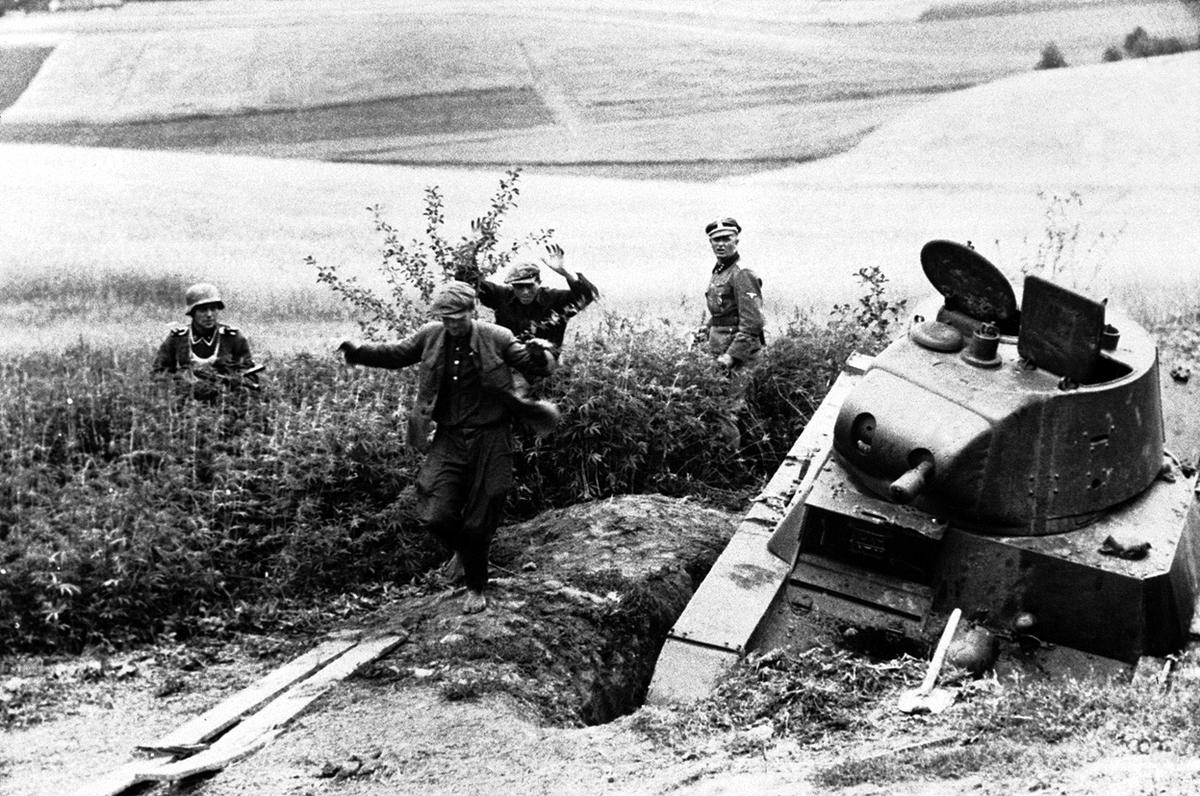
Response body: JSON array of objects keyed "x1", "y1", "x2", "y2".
[{"x1": 353, "y1": 493, "x2": 739, "y2": 726}]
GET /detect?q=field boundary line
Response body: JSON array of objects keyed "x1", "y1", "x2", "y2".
[{"x1": 517, "y1": 40, "x2": 580, "y2": 144}]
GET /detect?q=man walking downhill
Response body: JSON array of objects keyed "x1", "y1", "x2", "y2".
[{"x1": 338, "y1": 282, "x2": 558, "y2": 614}]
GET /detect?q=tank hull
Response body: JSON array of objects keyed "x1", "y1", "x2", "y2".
[
  {"x1": 789, "y1": 451, "x2": 1200, "y2": 663},
  {"x1": 647, "y1": 354, "x2": 1200, "y2": 703}
]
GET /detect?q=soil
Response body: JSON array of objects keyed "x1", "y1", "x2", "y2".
[{"x1": 6, "y1": 493, "x2": 1200, "y2": 796}]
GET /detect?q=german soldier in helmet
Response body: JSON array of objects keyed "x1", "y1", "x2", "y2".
[{"x1": 152, "y1": 282, "x2": 260, "y2": 401}]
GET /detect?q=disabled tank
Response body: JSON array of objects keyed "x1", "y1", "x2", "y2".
[{"x1": 648, "y1": 241, "x2": 1200, "y2": 702}]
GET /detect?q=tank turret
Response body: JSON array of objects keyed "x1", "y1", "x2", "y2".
[{"x1": 834, "y1": 240, "x2": 1164, "y2": 535}]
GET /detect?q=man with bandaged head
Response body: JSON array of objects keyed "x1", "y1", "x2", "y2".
[{"x1": 338, "y1": 282, "x2": 559, "y2": 613}]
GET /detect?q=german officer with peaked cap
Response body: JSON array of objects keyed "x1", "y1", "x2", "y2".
[
  {"x1": 152, "y1": 282, "x2": 259, "y2": 400},
  {"x1": 697, "y1": 217, "x2": 764, "y2": 369},
  {"x1": 338, "y1": 281, "x2": 559, "y2": 614}
]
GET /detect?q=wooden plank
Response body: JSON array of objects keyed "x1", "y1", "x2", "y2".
[
  {"x1": 147, "y1": 637, "x2": 359, "y2": 750},
  {"x1": 136, "y1": 634, "x2": 404, "y2": 782},
  {"x1": 77, "y1": 637, "x2": 358, "y2": 796}
]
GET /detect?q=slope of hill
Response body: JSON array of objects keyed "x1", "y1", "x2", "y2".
[{"x1": 1, "y1": 0, "x2": 1192, "y2": 174}]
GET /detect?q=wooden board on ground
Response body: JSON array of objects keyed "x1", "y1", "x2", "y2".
[
  {"x1": 78, "y1": 636, "x2": 361, "y2": 796},
  {"x1": 145, "y1": 637, "x2": 359, "y2": 751},
  {"x1": 136, "y1": 634, "x2": 404, "y2": 782}
]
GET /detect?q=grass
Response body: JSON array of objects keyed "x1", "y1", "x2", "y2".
[
  {"x1": 810, "y1": 664, "x2": 1200, "y2": 788},
  {"x1": 0, "y1": 87, "x2": 554, "y2": 153},
  {"x1": 0, "y1": 305, "x2": 857, "y2": 652},
  {"x1": 628, "y1": 643, "x2": 1200, "y2": 790}
]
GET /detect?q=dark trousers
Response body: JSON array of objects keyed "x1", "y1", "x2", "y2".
[{"x1": 415, "y1": 424, "x2": 513, "y2": 592}]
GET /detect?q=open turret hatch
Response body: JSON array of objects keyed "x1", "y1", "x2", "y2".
[
  {"x1": 920, "y1": 240, "x2": 1019, "y2": 335},
  {"x1": 918, "y1": 240, "x2": 1125, "y2": 385}
]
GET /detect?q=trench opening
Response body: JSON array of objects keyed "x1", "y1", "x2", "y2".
[{"x1": 354, "y1": 495, "x2": 733, "y2": 728}]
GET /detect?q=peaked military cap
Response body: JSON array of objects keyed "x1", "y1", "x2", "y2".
[{"x1": 705, "y1": 217, "x2": 742, "y2": 239}]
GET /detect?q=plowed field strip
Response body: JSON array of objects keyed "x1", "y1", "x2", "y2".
[
  {"x1": 0, "y1": 46, "x2": 53, "y2": 111},
  {"x1": 0, "y1": 85, "x2": 551, "y2": 150}
]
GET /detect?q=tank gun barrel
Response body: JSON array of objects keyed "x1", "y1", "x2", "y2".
[{"x1": 889, "y1": 455, "x2": 934, "y2": 504}]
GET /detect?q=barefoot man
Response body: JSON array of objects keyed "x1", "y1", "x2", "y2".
[{"x1": 338, "y1": 282, "x2": 558, "y2": 613}]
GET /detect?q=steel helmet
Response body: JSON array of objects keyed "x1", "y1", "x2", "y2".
[{"x1": 184, "y1": 283, "x2": 225, "y2": 315}]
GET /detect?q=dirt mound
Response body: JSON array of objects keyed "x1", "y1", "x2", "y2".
[{"x1": 355, "y1": 494, "x2": 738, "y2": 726}]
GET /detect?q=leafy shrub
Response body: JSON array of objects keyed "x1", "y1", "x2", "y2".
[
  {"x1": 0, "y1": 304, "x2": 878, "y2": 652},
  {"x1": 1101, "y1": 45, "x2": 1123, "y2": 63},
  {"x1": 310, "y1": 168, "x2": 553, "y2": 340},
  {"x1": 1035, "y1": 42, "x2": 1067, "y2": 70},
  {"x1": 1122, "y1": 26, "x2": 1197, "y2": 59}
]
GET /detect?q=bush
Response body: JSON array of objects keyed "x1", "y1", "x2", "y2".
[
  {"x1": 0, "y1": 305, "x2": 879, "y2": 652},
  {"x1": 507, "y1": 312, "x2": 857, "y2": 513},
  {"x1": 310, "y1": 168, "x2": 552, "y2": 340},
  {"x1": 1035, "y1": 42, "x2": 1067, "y2": 70},
  {"x1": 1122, "y1": 26, "x2": 1196, "y2": 59},
  {"x1": 1101, "y1": 45, "x2": 1123, "y2": 63},
  {"x1": 0, "y1": 348, "x2": 434, "y2": 651},
  {"x1": 0, "y1": 172, "x2": 908, "y2": 652}
]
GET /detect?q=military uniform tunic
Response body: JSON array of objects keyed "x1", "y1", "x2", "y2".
[{"x1": 703, "y1": 254, "x2": 764, "y2": 366}]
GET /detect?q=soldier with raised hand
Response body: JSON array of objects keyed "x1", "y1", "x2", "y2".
[
  {"x1": 152, "y1": 282, "x2": 260, "y2": 401},
  {"x1": 337, "y1": 281, "x2": 559, "y2": 614},
  {"x1": 455, "y1": 219, "x2": 600, "y2": 360}
]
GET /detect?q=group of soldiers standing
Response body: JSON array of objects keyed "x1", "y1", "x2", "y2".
[{"x1": 152, "y1": 217, "x2": 765, "y2": 614}]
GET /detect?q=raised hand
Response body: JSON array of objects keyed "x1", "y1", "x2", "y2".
[
  {"x1": 542, "y1": 243, "x2": 567, "y2": 275},
  {"x1": 470, "y1": 217, "x2": 495, "y2": 242}
]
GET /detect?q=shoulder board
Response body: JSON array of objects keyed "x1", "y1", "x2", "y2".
[
  {"x1": 220, "y1": 326, "x2": 239, "y2": 336},
  {"x1": 170, "y1": 327, "x2": 188, "y2": 337}
]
